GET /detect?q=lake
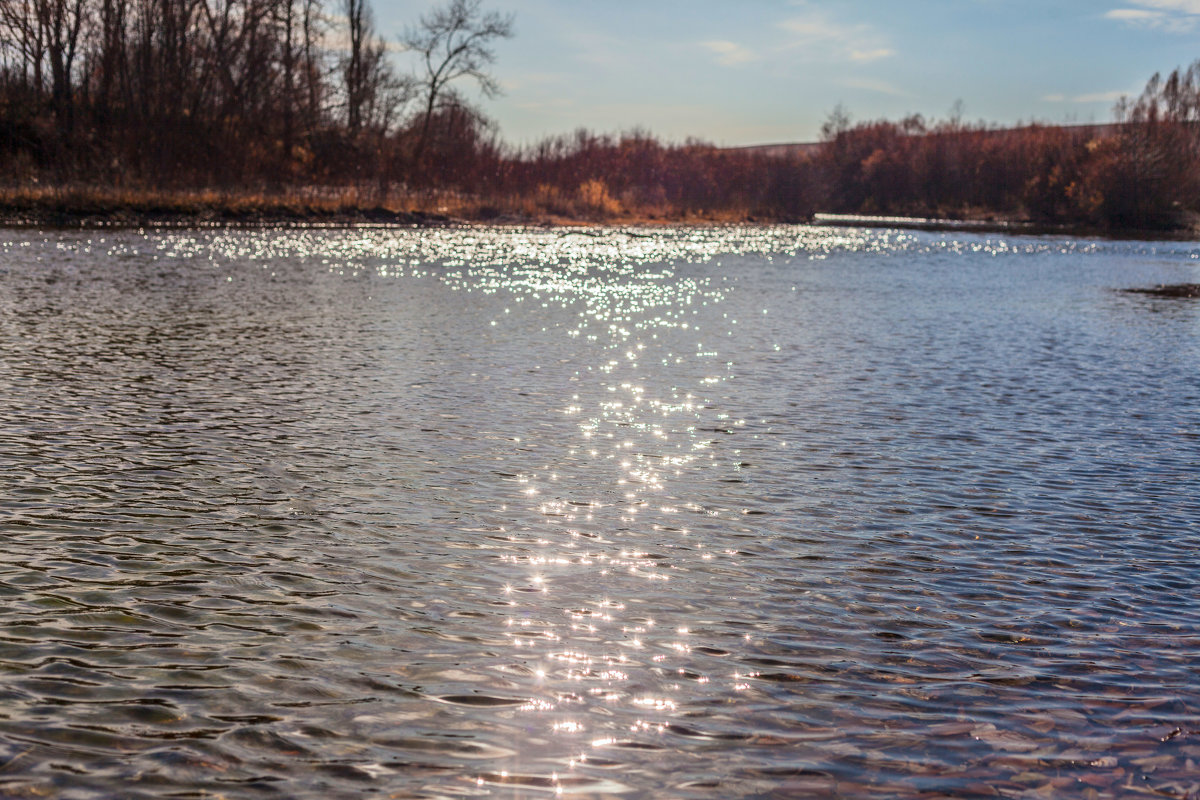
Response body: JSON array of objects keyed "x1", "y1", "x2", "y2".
[{"x1": 1, "y1": 224, "x2": 1198, "y2": 799}]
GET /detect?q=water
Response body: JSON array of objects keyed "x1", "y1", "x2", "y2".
[{"x1": 0, "y1": 224, "x2": 1198, "y2": 799}]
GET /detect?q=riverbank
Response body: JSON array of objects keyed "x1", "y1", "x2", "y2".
[
  {"x1": 0, "y1": 187, "x2": 460, "y2": 229},
  {"x1": 2, "y1": 187, "x2": 1197, "y2": 239},
  {"x1": 810, "y1": 212, "x2": 1200, "y2": 241},
  {"x1": 0, "y1": 185, "x2": 787, "y2": 230}
]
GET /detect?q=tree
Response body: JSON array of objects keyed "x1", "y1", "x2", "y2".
[
  {"x1": 0, "y1": 0, "x2": 87, "y2": 135},
  {"x1": 401, "y1": 0, "x2": 512, "y2": 180},
  {"x1": 1094, "y1": 66, "x2": 1200, "y2": 228},
  {"x1": 342, "y1": 0, "x2": 404, "y2": 134}
]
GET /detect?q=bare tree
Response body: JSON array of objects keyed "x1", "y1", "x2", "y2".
[
  {"x1": 0, "y1": 0, "x2": 49, "y2": 92},
  {"x1": 93, "y1": 0, "x2": 129, "y2": 115},
  {"x1": 401, "y1": 0, "x2": 512, "y2": 176},
  {"x1": 0, "y1": 0, "x2": 87, "y2": 128},
  {"x1": 342, "y1": 0, "x2": 370, "y2": 132},
  {"x1": 342, "y1": 0, "x2": 404, "y2": 134}
]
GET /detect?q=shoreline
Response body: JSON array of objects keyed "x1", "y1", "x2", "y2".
[
  {"x1": 810, "y1": 213, "x2": 1200, "y2": 241},
  {"x1": 1, "y1": 198, "x2": 1195, "y2": 241},
  {"x1": 0, "y1": 201, "x2": 459, "y2": 230}
]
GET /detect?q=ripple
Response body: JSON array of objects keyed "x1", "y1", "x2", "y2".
[{"x1": 0, "y1": 225, "x2": 1197, "y2": 797}]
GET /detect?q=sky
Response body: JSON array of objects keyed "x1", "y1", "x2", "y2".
[{"x1": 376, "y1": 0, "x2": 1200, "y2": 147}]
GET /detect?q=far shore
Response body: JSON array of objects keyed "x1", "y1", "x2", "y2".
[
  {"x1": 810, "y1": 213, "x2": 1200, "y2": 241},
  {"x1": 1, "y1": 189, "x2": 1196, "y2": 241},
  {"x1": 0, "y1": 187, "x2": 777, "y2": 231}
]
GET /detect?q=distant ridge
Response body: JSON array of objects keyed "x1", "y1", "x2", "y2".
[
  {"x1": 724, "y1": 142, "x2": 822, "y2": 158},
  {"x1": 726, "y1": 122, "x2": 1123, "y2": 158}
]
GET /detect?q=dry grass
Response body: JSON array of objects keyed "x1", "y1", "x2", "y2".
[
  {"x1": 1, "y1": 183, "x2": 403, "y2": 214},
  {"x1": 0, "y1": 182, "x2": 770, "y2": 227}
]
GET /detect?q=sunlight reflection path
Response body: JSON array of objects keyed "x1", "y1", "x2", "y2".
[{"x1": 426, "y1": 227, "x2": 792, "y2": 792}]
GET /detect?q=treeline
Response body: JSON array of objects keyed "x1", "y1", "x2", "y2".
[
  {"x1": 491, "y1": 130, "x2": 816, "y2": 221},
  {"x1": 0, "y1": 0, "x2": 515, "y2": 188},
  {"x1": 0, "y1": 0, "x2": 815, "y2": 219},
  {"x1": 813, "y1": 62, "x2": 1200, "y2": 230},
  {"x1": 1, "y1": 0, "x2": 1199, "y2": 230}
]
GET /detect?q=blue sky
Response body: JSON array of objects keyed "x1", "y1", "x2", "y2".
[{"x1": 378, "y1": 0, "x2": 1200, "y2": 146}]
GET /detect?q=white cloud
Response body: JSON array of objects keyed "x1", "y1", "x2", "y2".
[
  {"x1": 1138, "y1": 0, "x2": 1200, "y2": 12},
  {"x1": 1105, "y1": 8, "x2": 1165, "y2": 20},
  {"x1": 1106, "y1": 1, "x2": 1200, "y2": 31},
  {"x1": 1073, "y1": 90, "x2": 1128, "y2": 103},
  {"x1": 850, "y1": 48, "x2": 896, "y2": 63},
  {"x1": 502, "y1": 72, "x2": 569, "y2": 92},
  {"x1": 778, "y1": 7, "x2": 895, "y2": 63},
  {"x1": 1043, "y1": 90, "x2": 1128, "y2": 104},
  {"x1": 701, "y1": 40, "x2": 757, "y2": 66},
  {"x1": 839, "y1": 77, "x2": 910, "y2": 97}
]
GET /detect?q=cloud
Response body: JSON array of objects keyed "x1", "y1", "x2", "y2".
[
  {"x1": 1105, "y1": 1, "x2": 1200, "y2": 31},
  {"x1": 777, "y1": 7, "x2": 895, "y2": 63},
  {"x1": 701, "y1": 40, "x2": 757, "y2": 66},
  {"x1": 1072, "y1": 90, "x2": 1129, "y2": 103},
  {"x1": 1043, "y1": 90, "x2": 1128, "y2": 104},
  {"x1": 699, "y1": 7, "x2": 892, "y2": 69},
  {"x1": 506, "y1": 72, "x2": 568, "y2": 89},
  {"x1": 1105, "y1": 8, "x2": 1165, "y2": 21},
  {"x1": 850, "y1": 48, "x2": 896, "y2": 63},
  {"x1": 1138, "y1": 0, "x2": 1200, "y2": 11},
  {"x1": 839, "y1": 77, "x2": 910, "y2": 97}
]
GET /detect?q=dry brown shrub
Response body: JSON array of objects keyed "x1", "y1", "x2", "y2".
[{"x1": 576, "y1": 179, "x2": 621, "y2": 217}]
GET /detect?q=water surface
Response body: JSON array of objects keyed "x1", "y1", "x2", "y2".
[{"x1": 1, "y1": 225, "x2": 1198, "y2": 798}]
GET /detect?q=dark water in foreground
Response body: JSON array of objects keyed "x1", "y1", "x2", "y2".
[{"x1": 1, "y1": 225, "x2": 1198, "y2": 799}]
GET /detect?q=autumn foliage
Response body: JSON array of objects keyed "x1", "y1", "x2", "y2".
[
  {"x1": 489, "y1": 130, "x2": 817, "y2": 221},
  {"x1": 813, "y1": 63, "x2": 1200, "y2": 230}
]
